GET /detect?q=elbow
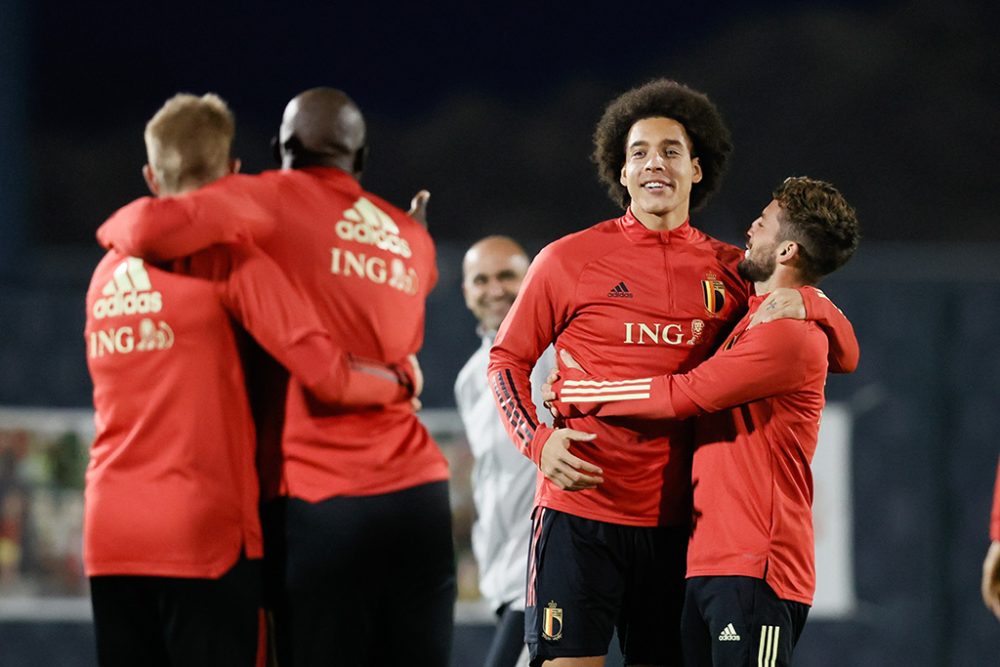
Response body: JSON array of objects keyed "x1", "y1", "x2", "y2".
[
  {"x1": 832, "y1": 349, "x2": 860, "y2": 374},
  {"x1": 306, "y1": 379, "x2": 345, "y2": 406},
  {"x1": 299, "y1": 369, "x2": 346, "y2": 406}
]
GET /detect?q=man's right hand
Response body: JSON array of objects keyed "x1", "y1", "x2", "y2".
[
  {"x1": 983, "y1": 541, "x2": 1000, "y2": 620},
  {"x1": 539, "y1": 428, "x2": 603, "y2": 491},
  {"x1": 407, "y1": 190, "x2": 430, "y2": 227},
  {"x1": 406, "y1": 354, "x2": 424, "y2": 411}
]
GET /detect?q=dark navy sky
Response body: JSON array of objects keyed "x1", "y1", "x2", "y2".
[
  {"x1": 19, "y1": 0, "x2": 1000, "y2": 247},
  {"x1": 32, "y1": 1, "x2": 841, "y2": 120}
]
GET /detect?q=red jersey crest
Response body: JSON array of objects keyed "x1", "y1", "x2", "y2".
[{"x1": 701, "y1": 274, "x2": 726, "y2": 315}]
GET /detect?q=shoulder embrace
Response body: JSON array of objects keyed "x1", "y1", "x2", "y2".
[
  {"x1": 757, "y1": 317, "x2": 825, "y2": 343},
  {"x1": 759, "y1": 318, "x2": 829, "y2": 362}
]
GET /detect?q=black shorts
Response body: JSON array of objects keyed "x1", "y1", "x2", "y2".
[
  {"x1": 681, "y1": 576, "x2": 810, "y2": 667},
  {"x1": 89, "y1": 556, "x2": 263, "y2": 667},
  {"x1": 267, "y1": 480, "x2": 457, "y2": 667},
  {"x1": 525, "y1": 508, "x2": 687, "y2": 666}
]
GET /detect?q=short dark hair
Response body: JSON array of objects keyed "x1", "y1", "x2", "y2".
[
  {"x1": 774, "y1": 176, "x2": 860, "y2": 284},
  {"x1": 592, "y1": 79, "x2": 732, "y2": 211}
]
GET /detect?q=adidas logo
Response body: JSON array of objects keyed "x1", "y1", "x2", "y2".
[
  {"x1": 607, "y1": 281, "x2": 634, "y2": 298},
  {"x1": 334, "y1": 197, "x2": 413, "y2": 258},
  {"x1": 93, "y1": 257, "x2": 163, "y2": 320},
  {"x1": 718, "y1": 623, "x2": 741, "y2": 641}
]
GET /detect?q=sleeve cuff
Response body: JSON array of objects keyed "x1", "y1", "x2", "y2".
[{"x1": 529, "y1": 424, "x2": 555, "y2": 467}]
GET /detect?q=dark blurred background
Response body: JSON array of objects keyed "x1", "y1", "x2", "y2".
[
  {"x1": 6, "y1": 0, "x2": 999, "y2": 252},
  {"x1": 1, "y1": 0, "x2": 999, "y2": 664}
]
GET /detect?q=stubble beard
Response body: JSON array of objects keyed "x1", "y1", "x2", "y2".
[{"x1": 737, "y1": 254, "x2": 776, "y2": 283}]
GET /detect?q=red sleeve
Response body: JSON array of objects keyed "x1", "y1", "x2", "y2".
[
  {"x1": 799, "y1": 286, "x2": 859, "y2": 374},
  {"x1": 992, "y1": 456, "x2": 1000, "y2": 541},
  {"x1": 487, "y1": 245, "x2": 571, "y2": 464},
  {"x1": 554, "y1": 319, "x2": 826, "y2": 421},
  {"x1": 186, "y1": 244, "x2": 411, "y2": 408},
  {"x1": 96, "y1": 174, "x2": 273, "y2": 262}
]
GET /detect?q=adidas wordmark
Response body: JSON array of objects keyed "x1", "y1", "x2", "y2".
[
  {"x1": 93, "y1": 258, "x2": 163, "y2": 320},
  {"x1": 718, "y1": 623, "x2": 741, "y2": 641}
]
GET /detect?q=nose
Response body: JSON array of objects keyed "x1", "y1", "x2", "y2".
[
  {"x1": 486, "y1": 279, "x2": 506, "y2": 297},
  {"x1": 644, "y1": 153, "x2": 666, "y2": 171}
]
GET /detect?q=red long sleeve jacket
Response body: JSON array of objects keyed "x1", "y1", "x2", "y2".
[
  {"x1": 551, "y1": 295, "x2": 834, "y2": 604},
  {"x1": 96, "y1": 168, "x2": 449, "y2": 501},
  {"x1": 488, "y1": 210, "x2": 858, "y2": 528},
  {"x1": 85, "y1": 244, "x2": 411, "y2": 577}
]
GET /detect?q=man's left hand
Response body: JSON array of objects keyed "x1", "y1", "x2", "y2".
[
  {"x1": 542, "y1": 350, "x2": 599, "y2": 419},
  {"x1": 750, "y1": 287, "x2": 805, "y2": 327}
]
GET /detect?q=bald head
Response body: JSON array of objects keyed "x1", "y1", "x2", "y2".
[
  {"x1": 279, "y1": 87, "x2": 367, "y2": 174},
  {"x1": 462, "y1": 236, "x2": 530, "y2": 333}
]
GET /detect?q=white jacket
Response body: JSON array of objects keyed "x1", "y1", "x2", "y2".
[{"x1": 455, "y1": 333, "x2": 555, "y2": 612}]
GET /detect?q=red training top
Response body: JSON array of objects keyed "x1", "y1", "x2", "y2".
[
  {"x1": 488, "y1": 210, "x2": 857, "y2": 527},
  {"x1": 551, "y1": 294, "x2": 833, "y2": 605},
  {"x1": 85, "y1": 244, "x2": 406, "y2": 577},
  {"x1": 97, "y1": 168, "x2": 449, "y2": 501}
]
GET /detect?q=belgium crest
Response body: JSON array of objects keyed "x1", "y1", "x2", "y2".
[
  {"x1": 542, "y1": 601, "x2": 563, "y2": 641},
  {"x1": 701, "y1": 273, "x2": 726, "y2": 316}
]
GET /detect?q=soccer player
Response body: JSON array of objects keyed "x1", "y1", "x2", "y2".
[
  {"x1": 983, "y1": 457, "x2": 1000, "y2": 621},
  {"x1": 456, "y1": 236, "x2": 555, "y2": 667},
  {"x1": 488, "y1": 80, "x2": 859, "y2": 666},
  {"x1": 544, "y1": 176, "x2": 860, "y2": 667},
  {"x1": 95, "y1": 87, "x2": 455, "y2": 667},
  {"x1": 84, "y1": 93, "x2": 417, "y2": 667}
]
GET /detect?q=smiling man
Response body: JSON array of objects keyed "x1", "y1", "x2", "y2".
[
  {"x1": 456, "y1": 235, "x2": 555, "y2": 667},
  {"x1": 488, "y1": 80, "x2": 859, "y2": 667},
  {"x1": 544, "y1": 176, "x2": 862, "y2": 667}
]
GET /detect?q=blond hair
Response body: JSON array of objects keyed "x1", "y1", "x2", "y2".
[{"x1": 144, "y1": 93, "x2": 235, "y2": 194}]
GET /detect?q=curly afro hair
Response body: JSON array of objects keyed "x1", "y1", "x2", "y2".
[{"x1": 592, "y1": 79, "x2": 732, "y2": 212}]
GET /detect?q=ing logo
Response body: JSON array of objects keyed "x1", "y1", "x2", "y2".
[{"x1": 88, "y1": 318, "x2": 174, "y2": 358}]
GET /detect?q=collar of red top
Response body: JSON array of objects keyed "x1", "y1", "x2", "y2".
[
  {"x1": 294, "y1": 166, "x2": 363, "y2": 195},
  {"x1": 618, "y1": 207, "x2": 697, "y2": 244}
]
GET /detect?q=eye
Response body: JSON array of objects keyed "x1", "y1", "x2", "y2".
[{"x1": 631, "y1": 149, "x2": 646, "y2": 159}]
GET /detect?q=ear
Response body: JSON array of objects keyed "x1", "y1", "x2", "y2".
[
  {"x1": 353, "y1": 144, "x2": 369, "y2": 177},
  {"x1": 691, "y1": 156, "x2": 703, "y2": 184},
  {"x1": 777, "y1": 240, "x2": 799, "y2": 265},
  {"x1": 270, "y1": 136, "x2": 281, "y2": 165},
  {"x1": 142, "y1": 164, "x2": 160, "y2": 196},
  {"x1": 229, "y1": 158, "x2": 241, "y2": 175},
  {"x1": 619, "y1": 164, "x2": 627, "y2": 187}
]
